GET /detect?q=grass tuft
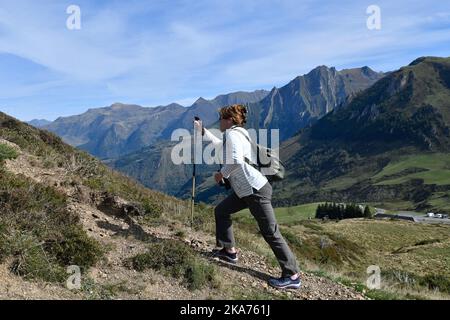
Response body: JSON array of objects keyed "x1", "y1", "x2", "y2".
[{"x1": 130, "y1": 239, "x2": 219, "y2": 290}]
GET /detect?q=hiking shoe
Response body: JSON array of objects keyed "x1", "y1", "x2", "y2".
[
  {"x1": 211, "y1": 248, "x2": 238, "y2": 264},
  {"x1": 268, "y1": 276, "x2": 301, "y2": 289}
]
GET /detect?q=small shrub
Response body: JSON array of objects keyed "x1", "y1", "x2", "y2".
[
  {"x1": 142, "y1": 198, "x2": 163, "y2": 218},
  {"x1": 131, "y1": 240, "x2": 193, "y2": 276},
  {"x1": 0, "y1": 143, "x2": 18, "y2": 163},
  {"x1": 130, "y1": 239, "x2": 218, "y2": 290},
  {"x1": 174, "y1": 230, "x2": 186, "y2": 238},
  {"x1": 419, "y1": 274, "x2": 450, "y2": 293},
  {"x1": 8, "y1": 232, "x2": 66, "y2": 282},
  {"x1": 185, "y1": 259, "x2": 220, "y2": 290},
  {"x1": 46, "y1": 226, "x2": 104, "y2": 271},
  {"x1": 0, "y1": 170, "x2": 67, "y2": 214}
]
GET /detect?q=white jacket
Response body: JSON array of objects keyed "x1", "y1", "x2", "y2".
[{"x1": 203, "y1": 125, "x2": 268, "y2": 198}]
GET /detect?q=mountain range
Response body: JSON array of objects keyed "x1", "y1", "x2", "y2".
[
  {"x1": 244, "y1": 65, "x2": 385, "y2": 140},
  {"x1": 42, "y1": 91, "x2": 269, "y2": 159},
  {"x1": 40, "y1": 65, "x2": 384, "y2": 158}
]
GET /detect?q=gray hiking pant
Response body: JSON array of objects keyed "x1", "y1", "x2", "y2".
[{"x1": 214, "y1": 182, "x2": 300, "y2": 277}]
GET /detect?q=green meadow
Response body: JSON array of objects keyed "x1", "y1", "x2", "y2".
[{"x1": 373, "y1": 153, "x2": 450, "y2": 186}]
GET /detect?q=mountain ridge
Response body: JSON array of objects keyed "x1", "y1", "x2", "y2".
[
  {"x1": 244, "y1": 65, "x2": 384, "y2": 140},
  {"x1": 44, "y1": 90, "x2": 269, "y2": 159}
]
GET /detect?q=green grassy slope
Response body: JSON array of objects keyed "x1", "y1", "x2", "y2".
[
  {"x1": 372, "y1": 153, "x2": 450, "y2": 186},
  {"x1": 0, "y1": 112, "x2": 189, "y2": 284},
  {"x1": 237, "y1": 202, "x2": 324, "y2": 224}
]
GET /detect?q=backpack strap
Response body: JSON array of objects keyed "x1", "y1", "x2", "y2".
[
  {"x1": 229, "y1": 127, "x2": 260, "y2": 168},
  {"x1": 230, "y1": 127, "x2": 253, "y2": 145}
]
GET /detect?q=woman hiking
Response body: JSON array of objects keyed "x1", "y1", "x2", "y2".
[{"x1": 193, "y1": 104, "x2": 301, "y2": 290}]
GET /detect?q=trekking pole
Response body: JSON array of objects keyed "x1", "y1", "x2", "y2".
[
  {"x1": 191, "y1": 160, "x2": 195, "y2": 228},
  {"x1": 191, "y1": 116, "x2": 200, "y2": 228}
]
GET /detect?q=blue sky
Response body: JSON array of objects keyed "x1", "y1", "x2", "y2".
[{"x1": 0, "y1": 0, "x2": 449, "y2": 121}]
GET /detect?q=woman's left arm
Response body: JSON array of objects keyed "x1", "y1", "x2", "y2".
[{"x1": 220, "y1": 131, "x2": 244, "y2": 178}]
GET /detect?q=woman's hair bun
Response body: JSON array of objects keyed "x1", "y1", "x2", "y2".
[
  {"x1": 218, "y1": 104, "x2": 248, "y2": 125},
  {"x1": 239, "y1": 105, "x2": 247, "y2": 123}
]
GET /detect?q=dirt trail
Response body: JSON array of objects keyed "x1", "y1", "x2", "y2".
[{"x1": 1, "y1": 140, "x2": 365, "y2": 300}]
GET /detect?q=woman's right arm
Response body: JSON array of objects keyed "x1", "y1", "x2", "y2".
[
  {"x1": 203, "y1": 128, "x2": 222, "y2": 146},
  {"x1": 194, "y1": 120, "x2": 222, "y2": 146}
]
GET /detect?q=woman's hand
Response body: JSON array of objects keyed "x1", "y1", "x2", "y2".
[
  {"x1": 193, "y1": 119, "x2": 202, "y2": 131},
  {"x1": 214, "y1": 172, "x2": 224, "y2": 184}
]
